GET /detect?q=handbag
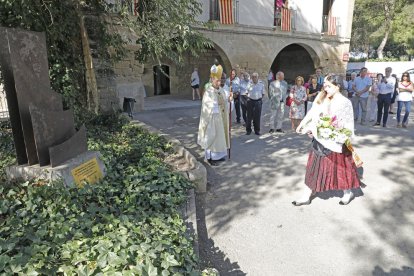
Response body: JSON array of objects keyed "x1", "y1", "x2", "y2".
[{"x1": 285, "y1": 95, "x2": 293, "y2": 106}]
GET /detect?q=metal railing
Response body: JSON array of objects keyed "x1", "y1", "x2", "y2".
[
  {"x1": 210, "y1": 0, "x2": 239, "y2": 24},
  {"x1": 322, "y1": 15, "x2": 340, "y2": 36},
  {"x1": 210, "y1": 0, "x2": 220, "y2": 21},
  {"x1": 274, "y1": 8, "x2": 295, "y2": 32},
  {"x1": 234, "y1": 0, "x2": 239, "y2": 24}
]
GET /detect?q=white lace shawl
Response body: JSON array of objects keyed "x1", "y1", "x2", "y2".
[{"x1": 299, "y1": 92, "x2": 355, "y2": 153}]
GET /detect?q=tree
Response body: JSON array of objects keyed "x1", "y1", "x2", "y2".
[
  {"x1": 0, "y1": 0, "x2": 211, "y2": 116},
  {"x1": 351, "y1": 0, "x2": 414, "y2": 59}
]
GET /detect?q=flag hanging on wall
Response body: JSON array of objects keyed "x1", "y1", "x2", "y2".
[
  {"x1": 219, "y1": 0, "x2": 234, "y2": 24},
  {"x1": 281, "y1": 7, "x2": 291, "y2": 31},
  {"x1": 328, "y1": 16, "x2": 337, "y2": 35}
]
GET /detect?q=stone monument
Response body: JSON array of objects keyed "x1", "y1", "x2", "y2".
[{"x1": 0, "y1": 27, "x2": 105, "y2": 186}]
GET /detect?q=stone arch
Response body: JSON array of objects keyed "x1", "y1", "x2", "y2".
[{"x1": 270, "y1": 43, "x2": 321, "y2": 84}]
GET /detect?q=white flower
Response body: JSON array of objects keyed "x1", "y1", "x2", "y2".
[
  {"x1": 319, "y1": 128, "x2": 332, "y2": 139},
  {"x1": 334, "y1": 133, "x2": 348, "y2": 144}
]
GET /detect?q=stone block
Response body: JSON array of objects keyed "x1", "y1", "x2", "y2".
[{"x1": 6, "y1": 151, "x2": 106, "y2": 187}]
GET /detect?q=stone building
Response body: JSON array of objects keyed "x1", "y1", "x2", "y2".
[{"x1": 99, "y1": 0, "x2": 355, "y2": 112}]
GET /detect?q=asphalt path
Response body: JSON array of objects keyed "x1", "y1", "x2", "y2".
[{"x1": 135, "y1": 97, "x2": 414, "y2": 276}]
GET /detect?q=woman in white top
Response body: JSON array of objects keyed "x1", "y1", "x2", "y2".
[
  {"x1": 191, "y1": 68, "x2": 201, "y2": 101},
  {"x1": 396, "y1": 72, "x2": 413, "y2": 128},
  {"x1": 293, "y1": 75, "x2": 361, "y2": 206}
]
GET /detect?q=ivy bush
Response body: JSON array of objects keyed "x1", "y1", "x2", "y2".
[{"x1": 0, "y1": 116, "x2": 200, "y2": 275}]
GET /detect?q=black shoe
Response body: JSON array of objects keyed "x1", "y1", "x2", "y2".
[
  {"x1": 292, "y1": 199, "x2": 311, "y2": 206},
  {"x1": 236, "y1": 120, "x2": 241, "y2": 124},
  {"x1": 255, "y1": 132, "x2": 260, "y2": 135},
  {"x1": 389, "y1": 111, "x2": 394, "y2": 114},
  {"x1": 373, "y1": 122, "x2": 380, "y2": 126},
  {"x1": 242, "y1": 123, "x2": 246, "y2": 127},
  {"x1": 276, "y1": 129, "x2": 285, "y2": 133},
  {"x1": 208, "y1": 159, "x2": 219, "y2": 166},
  {"x1": 246, "y1": 131, "x2": 251, "y2": 135},
  {"x1": 269, "y1": 129, "x2": 275, "y2": 133}
]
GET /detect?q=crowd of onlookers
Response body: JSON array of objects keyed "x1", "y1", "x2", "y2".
[{"x1": 191, "y1": 61, "x2": 413, "y2": 135}]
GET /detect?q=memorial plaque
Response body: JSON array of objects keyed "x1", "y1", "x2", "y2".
[
  {"x1": 49, "y1": 125, "x2": 88, "y2": 167},
  {"x1": 29, "y1": 106, "x2": 76, "y2": 166},
  {"x1": 0, "y1": 27, "x2": 28, "y2": 164},
  {"x1": 71, "y1": 157, "x2": 103, "y2": 187}
]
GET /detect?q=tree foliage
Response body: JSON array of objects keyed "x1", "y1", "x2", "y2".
[
  {"x1": 351, "y1": 0, "x2": 414, "y2": 59},
  {"x1": 0, "y1": 0, "x2": 211, "y2": 116}
]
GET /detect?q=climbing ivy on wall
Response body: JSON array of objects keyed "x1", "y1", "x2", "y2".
[
  {"x1": 0, "y1": 0, "x2": 211, "y2": 118},
  {"x1": 0, "y1": 1, "x2": 124, "y2": 120}
]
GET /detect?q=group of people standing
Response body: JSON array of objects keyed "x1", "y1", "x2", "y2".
[
  {"x1": 196, "y1": 59, "x2": 412, "y2": 205},
  {"x1": 347, "y1": 66, "x2": 413, "y2": 128}
]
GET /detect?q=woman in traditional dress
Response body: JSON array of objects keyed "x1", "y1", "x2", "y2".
[
  {"x1": 293, "y1": 75, "x2": 361, "y2": 206},
  {"x1": 289, "y1": 76, "x2": 307, "y2": 130}
]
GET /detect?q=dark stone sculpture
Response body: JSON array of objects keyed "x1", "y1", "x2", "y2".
[{"x1": 0, "y1": 27, "x2": 88, "y2": 168}]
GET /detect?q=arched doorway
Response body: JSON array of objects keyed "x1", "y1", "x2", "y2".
[
  {"x1": 270, "y1": 44, "x2": 319, "y2": 84},
  {"x1": 153, "y1": 65, "x2": 171, "y2": 95}
]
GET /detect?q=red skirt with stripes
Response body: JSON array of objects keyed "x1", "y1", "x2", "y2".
[{"x1": 305, "y1": 140, "x2": 360, "y2": 192}]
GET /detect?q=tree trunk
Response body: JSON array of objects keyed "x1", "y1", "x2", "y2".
[
  {"x1": 377, "y1": 0, "x2": 393, "y2": 59},
  {"x1": 376, "y1": 30, "x2": 389, "y2": 59},
  {"x1": 80, "y1": 16, "x2": 99, "y2": 114}
]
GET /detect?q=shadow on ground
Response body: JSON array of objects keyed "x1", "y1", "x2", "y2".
[{"x1": 135, "y1": 102, "x2": 414, "y2": 274}]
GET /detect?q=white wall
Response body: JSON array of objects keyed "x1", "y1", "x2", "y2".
[
  {"x1": 291, "y1": 0, "x2": 323, "y2": 34},
  {"x1": 331, "y1": 0, "x2": 354, "y2": 38},
  {"x1": 237, "y1": 0, "x2": 273, "y2": 27},
  {"x1": 197, "y1": 0, "x2": 210, "y2": 22},
  {"x1": 195, "y1": 0, "x2": 353, "y2": 37}
]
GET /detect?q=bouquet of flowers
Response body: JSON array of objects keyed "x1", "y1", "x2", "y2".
[
  {"x1": 316, "y1": 114, "x2": 363, "y2": 167},
  {"x1": 316, "y1": 114, "x2": 352, "y2": 144}
]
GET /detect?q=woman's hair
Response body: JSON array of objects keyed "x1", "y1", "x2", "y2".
[
  {"x1": 295, "y1": 76, "x2": 304, "y2": 85},
  {"x1": 316, "y1": 74, "x2": 340, "y2": 104},
  {"x1": 401, "y1": 72, "x2": 411, "y2": 82}
]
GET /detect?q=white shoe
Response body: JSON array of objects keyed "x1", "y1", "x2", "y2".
[
  {"x1": 339, "y1": 189, "x2": 354, "y2": 205},
  {"x1": 292, "y1": 187, "x2": 315, "y2": 206}
]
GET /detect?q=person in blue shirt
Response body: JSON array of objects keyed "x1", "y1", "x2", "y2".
[{"x1": 352, "y1": 67, "x2": 372, "y2": 125}]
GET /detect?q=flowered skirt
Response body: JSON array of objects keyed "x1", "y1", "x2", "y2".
[{"x1": 305, "y1": 140, "x2": 360, "y2": 192}]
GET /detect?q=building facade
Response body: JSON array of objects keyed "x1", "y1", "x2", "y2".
[
  {"x1": 142, "y1": 0, "x2": 355, "y2": 100},
  {"x1": 98, "y1": 0, "x2": 355, "y2": 111}
]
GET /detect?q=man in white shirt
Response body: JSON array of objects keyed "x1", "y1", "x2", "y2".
[
  {"x1": 239, "y1": 72, "x2": 251, "y2": 125},
  {"x1": 374, "y1": 67, "x2": 396, "y2": 127},
  {"x1": 352, "y1": 67, "x2": 372, "y2": 125},
  {"x1": 225, "y1": 69, "x2": 241, "y2": 123},
  {"x1": 246, "y1": 72, "x2": 265, "y2": 135}
]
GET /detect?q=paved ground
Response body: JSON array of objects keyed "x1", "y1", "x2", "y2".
[{"x1": 135, "y1": 95, "x2": 414, "y2": 276}]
